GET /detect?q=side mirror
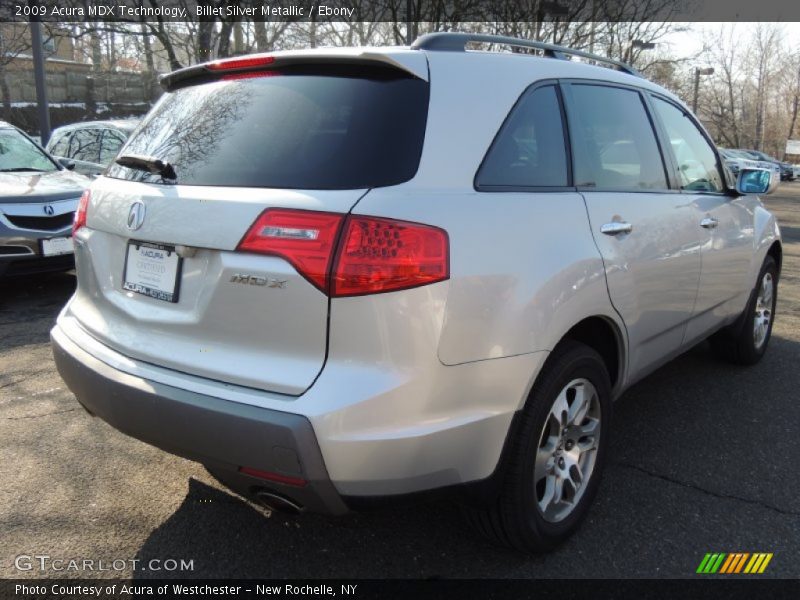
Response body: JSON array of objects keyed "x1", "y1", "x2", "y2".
[
  {"x1": 735, "y1": 168, "x2": 778, "y2": 195},
  {"x1": 58, "y1": 158, "x2": 76, "y2": 171}
]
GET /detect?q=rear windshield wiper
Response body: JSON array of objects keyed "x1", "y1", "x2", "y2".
[
  {"x1": 116, "y1": 154, "x2": 177, "y2": 180},
  {"x1": 0, "y1": 167, "x2": 47, "y2": 172}
]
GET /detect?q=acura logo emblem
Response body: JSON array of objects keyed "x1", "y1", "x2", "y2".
[
  {"x1": 127, "y1": 201, "x2": 146, "y2": 231},
  {"x1": 43, "y1": 205, "x2": 55, "y2": 216}
]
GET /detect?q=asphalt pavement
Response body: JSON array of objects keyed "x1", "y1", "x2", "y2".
[{"x1": 1, "y1": 186, "x2": 799, "y2": 579}]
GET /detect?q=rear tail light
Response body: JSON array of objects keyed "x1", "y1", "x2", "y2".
[
  {"x1": 72, "y1": 190, "x2": 90, "y2": 236},
  {"x1": 332, "y1": 216, "x2": 449, "y2": 296},
  {"x1": 237, "y1": 209, "x2": 449, "y2": 297},
  {"x1": 237, "y1": 209, "x2": 344, "y2": 292}
]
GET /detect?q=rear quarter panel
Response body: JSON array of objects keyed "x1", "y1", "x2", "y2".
[{"x1": 352, "y1": 52, "x2": 626, "y2": 400}]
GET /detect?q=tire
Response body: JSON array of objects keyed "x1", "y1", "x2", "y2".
[
  {"x1": 710, "y1": 255, "x2": 778, "y2": 365},
  {"x1": 465, "y1": 341, "x2": 612, "y2": 553}
]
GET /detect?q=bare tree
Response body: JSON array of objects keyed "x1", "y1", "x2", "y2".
[
  {"x1": 0, "y1": 24, "x2": 32, "y2": 108},
  {"x1": 783, "y1": 54, "x2": 800, "y2": 159},
  {"x1": 750, "y1": 24, "x2": 782, "y2": 151}
]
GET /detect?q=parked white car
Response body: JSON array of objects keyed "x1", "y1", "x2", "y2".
[
  {"x1": 46, "y1": 119, "x2": 140, "y2": 178},
  {"x1": 51, "y1": 33, "x2": 782, "y2": 552}
]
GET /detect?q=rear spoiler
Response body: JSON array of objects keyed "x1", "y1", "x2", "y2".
[{"x1": 160, "y1": 49, "x2": 429, "y2": 91}]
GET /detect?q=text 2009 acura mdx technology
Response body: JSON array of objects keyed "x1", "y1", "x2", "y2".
[{"x1": 51, "y1": 33, "x2": 781, "y2": 552}]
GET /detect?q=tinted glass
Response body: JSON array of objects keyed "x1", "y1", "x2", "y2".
[
  {"x1": 69, "y1": 128, "x2": 102, "y2": 163},
  {"x1": 106, "y1": 65, "x2": 429, "y2": 189},
  {"x1": 0, "y1": 128, "x2": 58, "y2": 172},
  {"x1": 477, "y1": 85, "x2": 568, "y2": 188},
  {"x1": 99, "y1": 130, "x2": 126, "y2": 163},
  {"x1": 652, "y1": 98, "x2": 724, "y2": 192},
  {"x1": 570, "y1": 85, "x2": 667, "y2": 190}
]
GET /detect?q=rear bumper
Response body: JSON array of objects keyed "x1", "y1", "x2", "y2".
[{"x1": 51, "y1": 325, "x2": 348, "y2": 515}]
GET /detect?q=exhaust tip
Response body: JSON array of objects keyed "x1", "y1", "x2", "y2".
[{"x1": 255, "y1": 490, "x2": 304, "y2": 514}]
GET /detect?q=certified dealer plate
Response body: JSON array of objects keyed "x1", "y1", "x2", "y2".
[
  {"x1": 41, "y1": 236, "x2": 74, "y2": 257},
  {"x1": 123, "y1": 241, "x2": 182, "y2": 303}
]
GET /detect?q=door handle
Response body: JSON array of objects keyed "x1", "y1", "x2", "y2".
[
  {"x1": 600, "y1": 221, "x2": 633, "y2": 236},
  {"x1": 700, "y1": 217, "x2": 719, "y2": 229}
]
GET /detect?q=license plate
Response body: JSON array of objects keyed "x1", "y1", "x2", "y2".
[
  {"x1": 122, "y1": 241, "x2": 182, "y2": 303},
  {"x1": 41, "y1": 237, "x2": 73, "y2": 257}
]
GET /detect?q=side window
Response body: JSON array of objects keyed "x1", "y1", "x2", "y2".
[
  {"x1": 651, "y1": 97, "x2": 725, "y2": 193},
  {"x1": 69, "y1": 129, "x2": 102, "y2": 163},
  {"x1": 99, "y1": 130, "x2": 126, "y2": 164},
  {"x1": 50, "y1": 133, "x2": 70, "y2": 157},
  {"x1": 476, "y1": 85, "x2": 569, "y2": 188},
  {"x1": 569, "y1": 84, "x2": 667, "y2": 190}
]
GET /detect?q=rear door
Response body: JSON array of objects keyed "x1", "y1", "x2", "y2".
[
  {"x1": 562, "y1": 82, "x2": 704, "y2": 380},
  {"x1": 67, "y1": 60, "x2": 429, "y2": 395}
]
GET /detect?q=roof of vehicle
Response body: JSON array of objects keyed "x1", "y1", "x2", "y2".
[
  {"x1": 51, "y1": 119, "x2": 140, "y2": 134},
  {"x1": 161, "y1": 34, "x2": 683, "y2": 107}
]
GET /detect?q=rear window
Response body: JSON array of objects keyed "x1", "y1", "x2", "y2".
[{"x1": 106, "y1": 65, "x2": 429, "y2": 189}]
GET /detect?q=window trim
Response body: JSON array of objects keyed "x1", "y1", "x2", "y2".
[
  {"x1": 647, "y1": 92, "x2": 731, "y2": 196},
  {"x1": 560, "y1": 79, "x2": 677, "y2": 194},
  {"x1": 474, "y1": 79, "x2": 575, "y2": 193}
]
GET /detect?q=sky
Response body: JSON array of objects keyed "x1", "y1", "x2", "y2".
[{"x1": 664, "y1": 22, "x2": 800, "y2": 63}]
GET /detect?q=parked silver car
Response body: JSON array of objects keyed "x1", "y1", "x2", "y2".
[
  {"x1": 0, "y1": 121, "x2": 91, "y2": 277},
  {"x1": 51, "y1": 33, "x2": 781, "y2": 552},
  {"x1": 46, "y1": 119, "x2": 140, "y2": 177}
]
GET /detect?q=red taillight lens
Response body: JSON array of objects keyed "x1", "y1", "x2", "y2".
[
  {"x1": 72, "y1": 190, "x2": 90, "y2": 236},
  {"x1": 206, "y1": 55, "x2": 275, "y2": 71},
  {"x1": 237, "y1": 209, "x2": 344, "y2": 292},
  {"x1": 332, "y1": 216, "x2": 449, "y2": 297},
  {"x1": 238, "y1": 466, "x2": 307, "y2": 488},
  {"x1": 237, "y1": 210, "x2": 449, "y2": 297}
]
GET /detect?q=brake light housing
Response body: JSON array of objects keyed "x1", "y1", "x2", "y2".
[
  {"x1": 237, "y1": 209, "x2": 449, "y2": 297},
  {"x1": 207, "y1": 55, "x2": 275, "y2": 71},
  {"x1": 72, "y1": 190, "x2": 90, "y2": 236},
  {"x1": 332, "y1": 216, "x2": 449, "y2": 297},
  {"x1": 237, "y1": 209, "x2": 344, "y2": 293}
]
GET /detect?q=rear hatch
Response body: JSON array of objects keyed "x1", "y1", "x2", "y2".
[{"x1": 67, "y1": 54, "x2": 429, "y2": 396}]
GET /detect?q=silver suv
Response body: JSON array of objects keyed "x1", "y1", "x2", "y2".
[{"x1": 51, "y1": 33, "x2": 782, "y2": 552}]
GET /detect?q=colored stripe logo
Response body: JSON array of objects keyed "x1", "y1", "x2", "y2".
[{"x1": 696, "y1": 552, "x2": 773, "y2": 574}]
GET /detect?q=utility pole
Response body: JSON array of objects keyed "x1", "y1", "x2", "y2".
[
  {"x1": 406, "y1": 0, "x2": 414, "y2": 45},
  {"x1": 29, "y1": 18, "x2": 51, "y2": 146}
]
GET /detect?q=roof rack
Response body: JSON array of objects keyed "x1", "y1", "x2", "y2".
[{"x1": 411, "y1": 32, "x2": 642, "y2": 78}]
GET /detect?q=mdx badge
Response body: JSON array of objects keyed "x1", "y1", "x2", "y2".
[{"x1": 229, "y1": 274, "x2": 287, "y2": 288}]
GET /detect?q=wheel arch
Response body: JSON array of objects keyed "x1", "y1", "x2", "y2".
[
  {"x1": 767, "y1": 240, "x2": 782, "y2": 275},
  {"x1": 558, "y1": 315, "x2": 625, "y2": 392},
  {"x1": 458, "y1": 313, "x2": 625, "y2": 509}
]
